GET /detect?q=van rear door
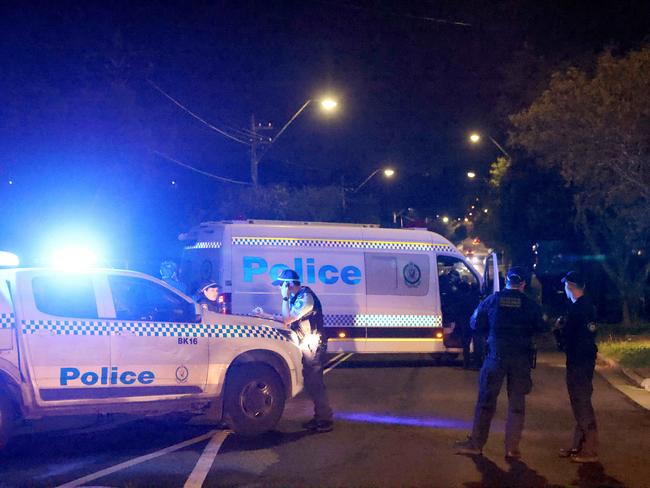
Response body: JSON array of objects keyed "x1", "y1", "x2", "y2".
[{"x1": 482, "y1": 252, "x2": 500, "y2": 295}]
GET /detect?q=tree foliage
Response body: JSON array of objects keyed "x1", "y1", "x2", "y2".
[
  {"x1": 204, "y1": 184, "x2": 381, "y2": 224},
  {"x1": 510, "y1": 46, "x2": 650, "y2": 322}
]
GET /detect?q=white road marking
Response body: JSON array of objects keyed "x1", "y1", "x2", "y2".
[
  {"x1": 325, "y1": 353, "x2": 353, "y2": 374},
  {"x1": 58, "y1": 353, "x2": 352, "y2": 488},
  {"x1": 325, "y1": 352, "x2": 346, "y2": 368},
  {"x1": 54, "y1": 430, "x2": 219, "y2": 488},
  {"x1": 183, "y1": 430, "x2": 231, "y2": 488}
]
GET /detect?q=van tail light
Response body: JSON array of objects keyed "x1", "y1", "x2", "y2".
[{"x1": 218, "y1": 293, "x2": 231, "y2": 314}]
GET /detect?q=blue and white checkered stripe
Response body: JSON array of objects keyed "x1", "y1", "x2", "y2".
[
  {"x1": 21, "y1": 320, "x2": 288, "y2": 341},
  {"x1": 232, "y1": 237, "x2": 454, "y2": 253},
  {"x1": 0, "y1": 313, "x2": 15, "y2": 329},
  {"x1": 184, "y1": 241, "x2": 222, "y2": 250},
  {"x1": 324, "y1": 314, "x2": 443, "y2": 328}
]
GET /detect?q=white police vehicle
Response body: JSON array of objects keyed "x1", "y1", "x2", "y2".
[
  {"x1": 180, "y1": 220, "x2": 499, "y2": 355},
  {"x1": 0, "y1": 264, "x2": 304, "y2": 447}
]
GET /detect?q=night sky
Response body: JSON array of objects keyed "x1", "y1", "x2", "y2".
[{"x1": 1, "y1": 1, "x2": 648, "y2": 269}]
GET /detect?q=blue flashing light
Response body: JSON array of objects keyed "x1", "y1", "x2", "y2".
[
  {"x1": 51, "y1": 246, "x2": 98, "y2": 269},
  {"x1": 0, "y1": 251, "x2": 20, "y2": 268},
  {"x1": 334, "y1": 412, "x2": 472, "y2": 431}
]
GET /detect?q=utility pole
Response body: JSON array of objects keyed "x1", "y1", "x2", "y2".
[
  {"x1": 250, "y1": 114, "x2": 273, "y2": 186},
  {"x1": 250, "y1": 114, "x2": 259, "y2": 186}
]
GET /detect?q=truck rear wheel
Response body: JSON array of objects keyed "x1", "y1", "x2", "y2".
[
  {"x1": 0, "y1": 395, "x2": 14, "y2": 449},
  {"x1": 224, "y1": 364, "x2": 285, "y2": 436}
]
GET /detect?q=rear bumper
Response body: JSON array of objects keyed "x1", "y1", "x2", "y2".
[{"x1": 327, "y1": 337, "x2": 451, "y2": 354}]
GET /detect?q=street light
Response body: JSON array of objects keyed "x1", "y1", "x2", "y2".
[
  {"x1": 467, "y1": 171, "x2": 476, "y2": 179},
  {"x1": 351, "y1": 167, "x2": 395, "y2": 193},
  {"x1": 273, "y1": 96, "x2": 339, "y2": 143},
  {"x1": 341, "y1": 167, "x2": 395, "y2": 214},
  {"x1": 469, "y1": 131, "x2": 511, "y2": 160},
  {"x1": 251, "y1": 95, "x2": 340, "y2": 185}
]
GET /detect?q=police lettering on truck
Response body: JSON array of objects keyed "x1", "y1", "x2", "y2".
[
  {"x1": 60, "y1": 367, "x2": 155, "y2": 386},
  {"x1": 0, "y1": 266, "x2": 304, "y2": 448}
]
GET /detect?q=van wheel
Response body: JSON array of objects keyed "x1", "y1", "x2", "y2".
[
  {"x1": 224, "y1": 365, "x2": 285, "y2": 436},
  {"x1": 0, "y1": 395, "x2": 14, "y2": 449}
]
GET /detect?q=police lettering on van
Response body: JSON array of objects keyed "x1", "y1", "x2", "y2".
[{"x1": 243, "y1": 256, "x2": 362, "y2": 285}]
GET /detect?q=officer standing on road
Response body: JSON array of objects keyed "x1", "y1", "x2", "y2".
[
  {"x1": 272, "y1": 269, "x2": 334, "y2": 433},
  {"x1": 554, "y1": 271, "x2": 599, "y2": 463},
  {"x1": 455, "y1": 266, "x2": 546, "y2": 459}
]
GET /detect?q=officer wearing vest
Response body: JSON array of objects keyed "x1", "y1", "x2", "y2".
[
  {"x1": 272, "y1": 269, "x2": 333, "y2": 433},
  {"x1": 554, "y1": 271, "x2": 599, "y2": 463},
  {"x1": 455, "y1": 267, "x2": 546, "y2": 459}
]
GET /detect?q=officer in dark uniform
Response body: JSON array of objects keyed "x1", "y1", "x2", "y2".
[
  {"x1": 554, "y1": 271, "x2": 599, "y2": 463},
  {"x1": 272, "y1": 269, "x2": 333, "y2": 433},
  {"x1": 455, "y1": 267, "x2": 546, "y2": 459}
]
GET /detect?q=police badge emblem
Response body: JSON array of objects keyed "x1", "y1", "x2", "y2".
[
  {"x1": 403, "y1": 262, "x2": 422, "y2": 287},
  {"x1": 175, "y1": 365, "x2": 189, "y2": 383}
]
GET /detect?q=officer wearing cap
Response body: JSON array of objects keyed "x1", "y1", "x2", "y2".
[
  {"x1": 272, "y1": 269, "x2": 333, "y2": 433},
  {"x1": 455, "y1": 266, "x2": 546, "y2": 459},
  {"x1": 194, "y1": 281, "x2": 220, "y2": 313},
  {"x1": 554, "y1": 271, "x2": 599, "y2": 463}
]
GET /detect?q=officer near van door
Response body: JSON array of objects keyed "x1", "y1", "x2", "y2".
[
  {"x1": 272, "y1": 269, "x2": 334, "y2": 433},
  {"x1": 455, "y1": 267, "x2": 546, "y2": 459},
  {"x1": 554, "y1": 271, "x2": 599, "y2": 463}
]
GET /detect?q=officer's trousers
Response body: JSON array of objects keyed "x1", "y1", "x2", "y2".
[
  {"x1": 566, "y1": 360, "x2": 598, "y2": 455},
  {"x1": 471, "y1": 355, "x2": 532, "y2": 451},
  {"x1": 302, "y1": 342, "x2": 333, "y2": 422}
]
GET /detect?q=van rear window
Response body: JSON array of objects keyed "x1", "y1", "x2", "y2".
[
  {"x1": 32, "y1": 276, "x2": 98, "y2": 318},
  {"x1": 365, "y1": 253, "x2": 429, "y2": 296}
]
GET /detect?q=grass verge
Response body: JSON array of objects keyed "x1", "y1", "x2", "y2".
[
  {"x1": 596, "y1": 322, "x2": 650, "y2": 371},
  {"x1": 598, "y1": 337, "x2": 650, "y2": 370}
]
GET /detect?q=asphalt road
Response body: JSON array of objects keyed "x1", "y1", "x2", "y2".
[{"x1": 1, "y1": 348, "x2": 649, "y2": 488}]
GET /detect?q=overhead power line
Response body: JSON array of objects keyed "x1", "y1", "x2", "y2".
[
  {"x1": 152, "y1": 150, "x2": 251, "y2": 185},
  {"x1": 147, "y1": 80, "x2": 251, "y2": 145},
  {"x1": 318, "y1": 1, "x2": 472, "y2": 27}
]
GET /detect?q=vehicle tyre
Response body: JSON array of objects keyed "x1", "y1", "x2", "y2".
[
  {"x1": 224, "y1": 364, "x2": 285, "y2": 436},
  {"x1": 0, "y1": 394, "x2": 15, "y2": 449}
]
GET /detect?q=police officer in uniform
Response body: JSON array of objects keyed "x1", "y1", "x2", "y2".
[
  {"x1": 272, "y1": 269, "x2": 333, "y2": 433},
  {"x1": 160, "y1": 260, "x2": 188, "y2": 294},
  {"x1": 554, "y1": 271, "x2": 599, "y2": 463},
  {"x1": 455, "y1": 267, "x2": 546, "y2": 459},
  {"x1": 194, "y1": 281, "x2": 220, "y2": 313}
]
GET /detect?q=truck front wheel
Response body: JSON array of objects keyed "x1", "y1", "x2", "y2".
[
  {"x1": 224, "y1": 364, "x2": 285, "y2": 436},
  {"x1": 0, "y1": 395, "x2": 14, "y2": 449}
]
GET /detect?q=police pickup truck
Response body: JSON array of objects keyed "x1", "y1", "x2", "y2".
[{"x1": 0, "y1": 267, "x2": 303, "y2": 447}]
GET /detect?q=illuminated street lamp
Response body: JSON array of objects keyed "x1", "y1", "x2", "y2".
[
  {"x1": 273, "y1": 96, "x2": 339, "y2": 143},
  {"x1": 469, "y1": 131, "x2": 511, "y2": 160},
  {"x1": 467, "y1": 171, "x2": 476, "y2": 179},
  {"x1": 342, "y1": 167, "x2": 395, "y2": 213},
  {"x1": 320, "y1": 98, "x2": 338, "y2": 111},
  {"x1": 352, "y1": 167, "x2": 396, "y2": 193}
]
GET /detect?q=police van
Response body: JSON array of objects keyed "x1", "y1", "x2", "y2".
[
  {"x1": 0, "y1": 266, "x2": 304, "y2": 447},
  {"x1": 180, "y1": 220, "x2": 499, "y2": 355}
]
